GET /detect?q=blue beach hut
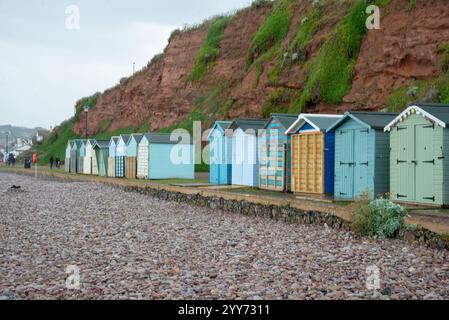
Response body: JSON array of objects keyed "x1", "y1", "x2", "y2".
[
  {"x1": 327, "y1": 112, "x2": 398, "y2": 200},
  {"x1": 229, "y1": 119, "x2": 267, "y2": 187},
  {"x1": 125, "y1": 134, "x2": 143, "y2": 179},
  {"x1": 208, "y1": 121, "x2": 232, "y2": 185},
  {"x1": 108, "y1": 136, "x2": 119, "y2": 178},
  {"x1": 137, "y1": 133, "x2": 195, "y2": 180}
]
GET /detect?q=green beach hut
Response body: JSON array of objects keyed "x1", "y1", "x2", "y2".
[{"x1": 384, "y1": 103, "x2": 449, "y2": 206}]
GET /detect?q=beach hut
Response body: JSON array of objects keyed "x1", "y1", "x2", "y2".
[
  {"x1": 125, "y1": 134, "x2": 143, "y2": 179},
  {"x1": 69, "y1": 140, "x2": 78, "y2": 173},
  {"x1": 108, "y1": 137, "x2": 119, "y2": 178},
  {"x1": 91, "y1": 140, "x2": 99, "y2": 175},
  {"x1": 65, "y1": 140, "x2": 71, "y2": 172},
  {"x1": 286, "y1": 114, "x2": 342, "y2": 195},
  {"x1": 137, "y1": 133, "x2": 195, "y2": 180},
  {"x1": 77, "y1": 140, "x2": 86, "y2": 174},
  {"x1": 384, "y1": 103, "x2": 449, "y2": 206},
  {"x1": 84, "y1": 139, "x2": 96, "y2": 175},
  {"x1": 229, "y1": 119, "x2": 267, "y2": 187},
  {"x1": 115, "y1": 135, "x2": 130, "y2": 178},
  {"x1": 208, "y1": 121, "x2": 232, "y2": 185},
  {"x1": 326, "y1": 112, "x2": 399, "y2": 200},
  {"x1": 94, "y1": 140, "x2": 109, "y2": 177},
  {"x1": 258, "y1": 114, "x2": 298, "y2": 192}
]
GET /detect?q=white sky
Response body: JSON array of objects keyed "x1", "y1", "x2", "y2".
[{"x1": 0, "y1": 0, "x2": 252, "y2": 128}]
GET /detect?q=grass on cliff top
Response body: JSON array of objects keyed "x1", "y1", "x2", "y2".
[
  {"x1": 289, "y1": 0, "x2": 367, "y2": 113},
  {"x1": 187, "y1": 16, "x2": 231, "y2": 82},
  {"x1": 247, "y1": 0, "x2": 295, "y2": 68}
]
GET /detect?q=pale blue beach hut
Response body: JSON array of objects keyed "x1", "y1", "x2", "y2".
[
  {"x1": 208, "y1": 121, "x2": 232, "y2": 185},
  {"x1": 137, "y1": 133, "x2": 195, "y2": 180},
  {"x1": 229, "y1": 119, "x2": 267, "y2": 187},
  {"x1": 125, "y1": 134, "x2": 143, "y2": 179},
  {"x1": 327, "y1": 112, "x2": 398, "y2": 200},
  {"x1": 108, "y1": 136, "x2": 119, "y2": 178}
]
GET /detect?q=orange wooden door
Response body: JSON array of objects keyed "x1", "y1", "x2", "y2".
[{"x1": 294, "y1": 132, "x2": 325, "y2": 194}]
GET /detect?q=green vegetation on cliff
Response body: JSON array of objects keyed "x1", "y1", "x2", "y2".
[
  {"x1": 187, "y1": 16, "x2": 231, "y2": 82},
  {"x1": 289, "y1": 0, "x2": 367, "y2": 113},
  {"x1": 385, "y1": 43, "x2": 449, "y2": 112},
  {"x1": 247, "y1": 0, "x2": 295, "y2": 68}
]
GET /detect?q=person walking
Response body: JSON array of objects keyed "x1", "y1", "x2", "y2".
[
  {"x1": 55, "y1": 157, "x2": 61, "y2": 168},
  {"x1": 8, "y1": 154, "x2": 14, "y2": 167},
  {"x1": 49, "y1": 156, "x2": 54, "y2": 170}
]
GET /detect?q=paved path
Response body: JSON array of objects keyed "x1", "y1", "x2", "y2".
[{"x1": 0, "y1": 173, "x2": 448, "y2": 300}]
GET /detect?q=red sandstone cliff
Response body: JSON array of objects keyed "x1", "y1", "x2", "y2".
[{"x1": 73, "y1": 0, "x2": 449, "y2": 135}]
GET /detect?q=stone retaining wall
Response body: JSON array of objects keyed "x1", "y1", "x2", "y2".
[
  {"x1": 121, "y1": 185, "x2": 449, "y2": 251},
  {"x1": 6, "y1": 170, "x2": 449, "y2": 250}
]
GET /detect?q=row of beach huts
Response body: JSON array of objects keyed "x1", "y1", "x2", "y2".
[
  {"x1": 65, "y1": 133, "x2": 195, "y2": 180},
  {"x1": 65, "y1": 103, "x2": 449, "y2": 207}
]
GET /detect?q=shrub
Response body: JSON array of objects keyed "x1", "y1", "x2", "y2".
[{"x1": 352, "y1": 196, "x2": 408, "y2": 238}]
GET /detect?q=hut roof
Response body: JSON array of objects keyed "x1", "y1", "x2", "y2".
[
  {"x1": 228, "y1": 119, "x2": 267, "y2": 135},
  {"x1": 385, "y1": 103, "x2": 449, "y2": 131},
  {"x1": 119, "y1": 134, "x2": 131, "y2": 145},
  {"x1": 143, "y1": 133, "x2": 192, "y2": 145},
  {"x1": 264, "y1": 113, "x2": 298, "y2": 130},
  {"x1": 207, "y1": 121, "x2": 232, "y2": 139},
  {"x1": 327, "y1": 112, "x2": 399, "y2": 132},
  {"x1": 94, "y1": 140, "x2": 110, "y2": 149},
  {"x1": 286, "y1": 114, "x2": 342, "y2": 134},
  {"x1": 130, "y1": 133, "x2": 144, "y2": 144}
]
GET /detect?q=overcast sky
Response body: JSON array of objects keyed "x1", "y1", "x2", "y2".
[{"x1": 0, "y1": 0, "x2": 252, "y2": 129}]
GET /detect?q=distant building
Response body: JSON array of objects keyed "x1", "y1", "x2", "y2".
[{"x1": 36, "y1": 132, "x2": 43, "y2": 142}]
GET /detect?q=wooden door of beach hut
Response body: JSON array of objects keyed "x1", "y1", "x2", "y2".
[{"x1": 287, "y1": 114, "x2": 342, "y2": 195}]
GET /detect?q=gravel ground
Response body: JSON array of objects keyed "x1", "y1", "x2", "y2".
[{"x1": 0, "y1": 173, "x2": 448, "y2": 300}]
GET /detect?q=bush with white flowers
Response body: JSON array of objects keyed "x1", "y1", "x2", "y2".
[{"x1": 352, "y1": 197, "x2": 409, "y2": 238}]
